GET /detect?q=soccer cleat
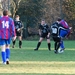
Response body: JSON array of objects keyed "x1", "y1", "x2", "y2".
[
  {"x1": 34, "y1": 48, "x2": 38, "y2": 51},
  {"x1": 12, "y1": 45, "x2": 14, "y2": 48},
  {"x1": 6, "y1": 61, "x2": 9, "y2": 64},
  {"x1": 49, "y1": 49, "x2": 51, "y2": 51},
  {"x1": 3, "y1": 62, "x2": 6, "y2": 65},
  {"x1": 54, "y1": 50, "x2": 58, "y2": 54},
  {"x1": 19, "y1": 45, "x2": 21, "y2": 48}
]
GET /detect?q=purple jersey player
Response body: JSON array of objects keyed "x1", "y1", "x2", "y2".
[
  {"x1": 0, "y1": 10, "x2": 16, "y2": 64},
  {"x1": 59, "y1": 19, "x2": 71, "y2": 53}
]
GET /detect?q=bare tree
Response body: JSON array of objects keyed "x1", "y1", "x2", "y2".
[
  {"x1": 43, "y1": 0, "x2": 61, "y2": 24},
  {"x1": 10, "y1": 0, "x2": 21, "y2": 18},
  {"x1": 1, "y1": 0, "x2": 8, "y2": 10}
]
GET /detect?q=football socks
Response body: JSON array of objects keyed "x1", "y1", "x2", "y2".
[
  {"x1": 6, "y1": 48, "x2": 10, "y2": 60},
  {"x1": 1, "y1": 51, "x2": 6, "y2": 63},
  {"x1": 48, "y1": 43, "x2": 51, "y2": 50}
]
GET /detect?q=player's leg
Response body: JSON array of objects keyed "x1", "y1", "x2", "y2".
[
  {"x1": 53, "y1": 37, "x2": 61, "y2": 54},
  {"x1": 5, "y1": 39, "x2": 11, "y2": 64},
  {"x1": 6, "y1": 45, "x2": 10, "y2": 64},
  {"x1": 47, "y1": 38, "x2": 51, "y2": 51},
  {"x1": 12, "y1": 36, "x2": 17, "y2": 48},
  {"x1": 1, "y1": 45, "x2": 6, "y2": 64},
  {"x1": 59, "y1": 30, "x2": 68, "y2": 50},
  {"x1": 53, "y1": 37, "x2": 57, "y2": 51},
  {"x1": 18, "y1": 36, "x2": 22, "y2": 48},
  {"x1": 18, "y1": 32, "x2": 22, "y2": 48},
  {"x1": 0, "y1": 39, "x2": 6, "y2": 64},
  {"x1": 34, "y1": 33, "x2": 45, "y2": 51},
  {"x1": 60, "y1": 40, "x2": 65, "y2": 49},
  {"x1": 34, "y1": 37, "x2": 43, "y2": 50},
  {"x1": 54, "y1": 42, "x2": 60, "y2": 54},
  {"x1": 56, "y1": 42, "x2": 60, "y2": 51},
  {"x1": 46, "y1": 34, "x2": 51, "y2": 51}
]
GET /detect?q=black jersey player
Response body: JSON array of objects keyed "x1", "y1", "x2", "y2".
[
  {"x1": 12, "y1": 15, "x2": 23, "y2": 48},
  {"x1": 34, "y1": 19, "x2": 51, "y2": 51},
  {"x1": 51, "y1": 20, "x2": 61, "y2": 53},
  {"x1": 51, "y1": 18, "x2": 71, "y2": 54}
]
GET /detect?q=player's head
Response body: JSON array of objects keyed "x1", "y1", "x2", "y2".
[
  {"x1": 41, "y1": 19, "x2": 45, "y2": 25},
  {"x1": 15, "y1": 15, "x2": 19, "y2": 18},
  {"x1": 15, "y1": 15, "x2": 20, "y2": 21},
  {"x1": 57, "y1": 17, "x2": 62, "y2": 24},
  {"x1": 57, "y1": 17, "x2": 61, "y2": 21},
  {"x1": 3, "y1": 10, "x2": 8, "y2": 16}
]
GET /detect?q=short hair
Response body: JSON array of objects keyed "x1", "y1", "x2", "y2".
[
  {"x1": 3, "y1": 10, "x2": 8, "y2": 16},
  {"x1": 15, "y1": 15, "x2": 19, "y2": 18},
  {"x1": 57, "y1": 17, "x2": 61, "y2": 21},
  {"x1": 41, "y1": 19, "x2": 45, "y2": 22}
]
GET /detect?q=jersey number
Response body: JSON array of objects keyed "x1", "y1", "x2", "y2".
[
  {"x1": 52, "y1": 28, "x2": 57, "y2": 34},
  {"x1": 2, "y1": 21, "x2": 9, "y2": 28}
]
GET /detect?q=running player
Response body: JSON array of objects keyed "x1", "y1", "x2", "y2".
[
  {"x1": 34, "y1": 19, "x2": 51, "y2": 51},
  {"x1": 0, "y1": 10, "x2": 16, "y2": 64}
]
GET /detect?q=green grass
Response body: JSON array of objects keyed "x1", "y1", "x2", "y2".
[{"x1": 0, "y1": 40, "x2": 75, "y2": 75}]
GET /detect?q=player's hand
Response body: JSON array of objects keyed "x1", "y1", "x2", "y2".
[
  {"x1": 13, "y1": 36, "x2": 16, "y2": 41},
  {"x1": 47, "y1": 34, "x2": 50, "y2": 38},
  {"x1": 17, "y1": 28, "x2": 20, "y2": 31},
  {"x1": 39, "y1": 33, "x2": 41, "y2": 36},
  {"x1": 39, "y1": 32, "x2": 41, "y2": 36},
  {"x1": 69, "y1": 27, "x2": 72, "y2": 30}
]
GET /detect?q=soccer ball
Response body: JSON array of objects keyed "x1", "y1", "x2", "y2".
[{"x1": 58, "y1": 48, "x2": 64, "y2": 53}]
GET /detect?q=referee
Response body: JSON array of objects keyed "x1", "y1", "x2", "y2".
[
  {"x1": 12, "y1": 15, "x2": 24, "y2": 48},
  {"x1": 34, "y1": 19, "x2": 51, "y2": 51}
]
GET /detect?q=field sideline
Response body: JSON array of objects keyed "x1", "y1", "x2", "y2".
[{"x1": 0, "y1": 40, "x2": 75, "y2": 75}]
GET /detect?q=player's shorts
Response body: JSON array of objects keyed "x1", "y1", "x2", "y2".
[
  {"x1": 59, "y1": 29, "x2": 68, "y2": 38},
  {"x1": 40, "y1": 33, "x2": 50, "y2": 39},
  {"x1": 16, "y1": 30, "x2": 22, "y2": 36},
  {"x1": 0, "y1": 39, "x2": 11, "y2": 45},
  {"x1": 52, "y1": 36, "x2": 61, "y2": 42}
]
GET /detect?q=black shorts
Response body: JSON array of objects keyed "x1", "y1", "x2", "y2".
[
  {"x1": 40, "y1": 33, "x2": 50, "y2": 39},
  {"x1": 52, "y1": 36, "x2": 61, "y2": 42},
  {"x1": 16, "y1": 30, "x2": 22, "y2": 36}
]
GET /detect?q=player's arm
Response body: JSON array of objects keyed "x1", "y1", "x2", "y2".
[
  {"x1": 10, "y1": 19, "x2": 16, "y2": 37},
  {"x1": 47, "y1": 25, "x2": 50, "y2": 37},
  {"x1": 47, "y1": 28, "x2": 50, "y2": 36},
  {"x1": 38, "y1": 24, "x2": 42, "y2": 36},
  {"x1": 38, "y1": 29, "x2": 41, "y2": 36},
  {"x1": 17, "y1": 21, "x2": 24, "y2": 32},
  {"x1": 20, "y1": 21, "x2": 24, "y2": 30}
]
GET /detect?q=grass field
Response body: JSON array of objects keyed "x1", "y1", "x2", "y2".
[{"x1": 0, "y1": 40, "x2": 75, "y2": 75}]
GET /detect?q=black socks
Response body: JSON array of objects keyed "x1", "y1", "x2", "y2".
[{"x1": 48, "y1": 43, "x2": 51, "y2": 51}]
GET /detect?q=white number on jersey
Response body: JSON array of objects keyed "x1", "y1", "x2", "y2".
[
  {"x1": 52, "y1": 28, "x2": 57, "y2": 34},
  {"x1": 2, "y1": 21, "x2": 9, "y2": 28}
]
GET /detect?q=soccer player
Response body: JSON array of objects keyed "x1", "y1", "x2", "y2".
[
  {"x1": 0, "y1": 10, "x2": 16, "y2": 64},
  {"x1": 12, "y1": 15, "x2": 24, "y2": 48},
  {"x1": 59, "y1": 19, "x2": 71, "y2": 52},
  {"x1": 51, "y1": 19, "x2": 62, "y2": 53},
  {"x1": 34, "y1": 19, "x2": 51, "y2": 51},
  {"x1": 51, "y1": 18, "x2": 71, "y2": 53}
]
